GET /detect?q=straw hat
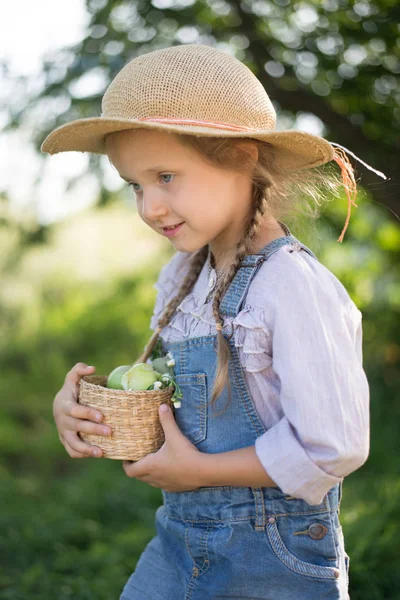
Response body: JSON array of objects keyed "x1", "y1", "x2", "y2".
[
  {"x1": 41, "y1": 43, "x2": 335, "y2": 171},
  {"x1": 41, "y1": 43, "x2": 389, "y2": 241}
]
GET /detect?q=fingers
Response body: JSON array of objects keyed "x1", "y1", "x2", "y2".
[
  {"x1": 59, "y1": 416, "x2": 112, "y2": 459},
  {"x1": 65, "y1": 415, "x2": 111, "y2": 438},
  {"x1": 65, "y1": 363, "x2": 96, "y2": 387},
  {"x1": 122, "y1": 457, "x2": 150, "y2": 478},
  {"x1": 121, "y1": 461, "x2": 160, "y2": 487},
  {"x1": 69, "y1": 402, "x2": 104, "y2": 424},
  {"x1": 54, "y1": 363, "x2": 109, "y2": 460},
  {"x1": 62, "y1": 430, "x2": 104, "y2": 458},
  {"x1": 123, "y1": 460, "x2": 139, "y2": 477}
]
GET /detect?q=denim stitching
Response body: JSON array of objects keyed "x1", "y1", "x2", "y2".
[
  {"x1": 199, "y1": 376, "x2": 207, "y2": 442},
  {"x1": 184, "y1": 576, "x2": 196, "y2": 600},
  {"x1": 329, "y1": 511, "x2": 340, "y2": 563},
  {"x1": 197, "y1": 528, "x2": 211, "y2": 576},
  {"x1": 254, "y1": 489, "x2": 260, "y2": 529},
  {"x1": 184, "y1": 524, "x2": 195, "y2": 563},
  {"x1": 260, "y1": 492, "x2": 266, "y2": 528},
  {"x1": 164, "y1": 507, "x2": 333, "y2": 524},
  {"x1": 233, "y1": 258, "x2": 268, "y2": 317},
  {"x1": 252, "y1": 487, "x2": 267, "y2": 531},
  {"x1": 180, "y1": 342, "x2": 188, "y2": 373},
  {"x1": 173, "y1": 373, "x2": 207, "y2": 444},
  {"x1": 266, "y1": 519, "x2": 338, "y2": 580},
  {"x1": 220, "y1": 238, "x2": 305, "y2": 318},
  {"x1": 183, "y1": 526, "x2": 210, "y2": 599},
  {"x1": 168, "y1": 335, "x2": 267, "y2": 437},
  {"x1": 227, "y1": 338, "x2": 266, "y2": 436}
]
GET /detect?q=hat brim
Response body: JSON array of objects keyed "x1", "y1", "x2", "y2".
[{"x1": 40, "y1": 116, "x2": 334, "y2": 171}]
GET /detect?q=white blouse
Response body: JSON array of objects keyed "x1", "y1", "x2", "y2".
[{"x1": 149, "y1": 244, "x2": 370, "y2": 505}]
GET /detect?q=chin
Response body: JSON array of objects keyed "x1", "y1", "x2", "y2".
[{"x1": 170, "y1": 238, "x2": 202, "y2": 254}]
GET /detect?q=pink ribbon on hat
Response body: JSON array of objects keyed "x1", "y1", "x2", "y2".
[{"x1": 138, "y1": 116, "x2": 252, "y2": 131}]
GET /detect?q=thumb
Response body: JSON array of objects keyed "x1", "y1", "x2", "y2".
[{"x1": 159, "y1": 403, "x2": 176, "y2": 434}]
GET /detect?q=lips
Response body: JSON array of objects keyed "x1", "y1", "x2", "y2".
[
  {"x1": 161, "y1": 222, "x2": 185, "y2": 237},
  {"x1": 162, "y1": 222, "x2": 184, "y2": 230}
]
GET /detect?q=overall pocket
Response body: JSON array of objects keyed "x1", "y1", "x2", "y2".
[
  {"x1": 265, "y1": 511, "x2": 341, "y2": 580},
  {"x1": 173, "y1": 373, "x2": 207, "y2": 445}
]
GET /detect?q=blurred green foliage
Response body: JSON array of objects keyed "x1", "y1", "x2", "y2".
[{"x1": 0, "y1": 260, "x2": 166, "y2": 599}]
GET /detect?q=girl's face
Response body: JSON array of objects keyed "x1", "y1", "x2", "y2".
[{"x1": 105, "y1": 128, "x2": 255, "y2": 265}]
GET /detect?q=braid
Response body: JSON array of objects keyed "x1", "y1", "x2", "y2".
[
  {"x1": 135, "y1": 245, "x2": 209, "y2": 364},
  {"x1": 209, "y1": 183, "x2": 270, "y2": 414}
]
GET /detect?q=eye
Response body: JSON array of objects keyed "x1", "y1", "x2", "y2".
[
  {"x1": 129, "y1": 182, "x2": 142, "y2": 193},
  {"x1": 159, "y1": 173, "x2": 175, "y2": 184},
  {"x1": 127, "y1": 173, "x2": 175, "y2": 193}
]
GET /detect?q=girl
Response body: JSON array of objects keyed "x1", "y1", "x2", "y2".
[{"x1": 42, "y1": 44, "x2": 382, "y2": 599}]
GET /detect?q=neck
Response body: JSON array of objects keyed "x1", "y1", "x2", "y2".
[
  {"x1": 208, "y1": 249, "x2": 221, "y2": 276},
  {"x1": 208, "y1": 220, "x2": 288, "y2": 274}
]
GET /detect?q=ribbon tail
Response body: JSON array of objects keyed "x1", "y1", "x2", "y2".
[
  {"x1": 329, "y1": 142, "x2": 388, "y2": 180},
  {"x1": 332, "y1": 147, "x2": 359, "y2": 243},
  {"x1": 329, "y1": 141, "x2": 389, "y2": 243}
]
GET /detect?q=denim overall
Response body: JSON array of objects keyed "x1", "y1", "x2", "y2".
[{"x1": 120, "y1": 229, "x2": 350, "y2": 600}]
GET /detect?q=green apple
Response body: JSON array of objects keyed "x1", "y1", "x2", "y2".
[
  {"x1": 121, "y1": 363, "x2": 160, "y2": 391},
  {"x1": 152, "y1": 357, "x2": 172, "y2": 375},
  {"x1": 107, "y1": 365, "x2": 132, "y2": 390}
]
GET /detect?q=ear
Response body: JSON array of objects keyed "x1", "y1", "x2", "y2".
[{"x1": 235, "y1": 141, "x2": 259, "y2": 166}]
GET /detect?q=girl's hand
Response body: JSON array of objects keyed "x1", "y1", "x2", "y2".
[
  {"x1": 53, "y1": 362, "x2": 112, "y2": 458},
  {"x1": 123, "y1": 403, "x2": 202, "y2": 492}
]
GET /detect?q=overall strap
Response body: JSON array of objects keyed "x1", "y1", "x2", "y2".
[{"x1": 220, "y1": 230, "x2": 318, "y2": 319}]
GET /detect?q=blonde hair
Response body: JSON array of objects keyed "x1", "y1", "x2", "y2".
[{"x1": 106, "y1": 130, "x2": 343, "y2": 412}]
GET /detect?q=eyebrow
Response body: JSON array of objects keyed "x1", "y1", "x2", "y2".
[{"x1": 120, "y1": 166, "x2": 170, "y2": 182}]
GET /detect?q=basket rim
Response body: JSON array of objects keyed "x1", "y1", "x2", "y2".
[{"x1": 80, "y1": 375, "x2": 175, "y2": 397}]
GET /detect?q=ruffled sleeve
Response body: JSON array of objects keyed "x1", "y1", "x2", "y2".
[
  {"x1": 231, "y1": 306, "x2": 273, "y2": 373},
  {"x1": 253, "y1": 253, "x2": 370, "y2": 506}
]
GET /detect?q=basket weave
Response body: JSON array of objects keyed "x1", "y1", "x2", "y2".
[{"x1": 78, "y1": 375, "x2": 174, "y2": 460}]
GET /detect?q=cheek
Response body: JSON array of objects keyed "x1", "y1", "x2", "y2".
[
  {"x1": 191, "y1": 205, "x2": 227, "y2": 238},
  {"x1": 135, "y1": 195, "x2": 143, "y2": 214},
  {"x1": 135, "y1": 196, "x2": 153, "y2": 224}
]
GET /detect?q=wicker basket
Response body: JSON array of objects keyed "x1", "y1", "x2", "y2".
[{"x1": 78, "y1": 375, "x2": 175, "y2": 460}]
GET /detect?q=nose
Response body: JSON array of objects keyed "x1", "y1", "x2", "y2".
[{"x1": 139, "y1": 190, "x2": 169, "y2": 223}]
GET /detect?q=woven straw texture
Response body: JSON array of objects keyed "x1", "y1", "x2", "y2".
[
  {"x1": 40, "y1": 44, "x2": 333, "y2": 171},
  {"x1": 78, "y1": 375, "x2": 174, "y2": 460}
]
